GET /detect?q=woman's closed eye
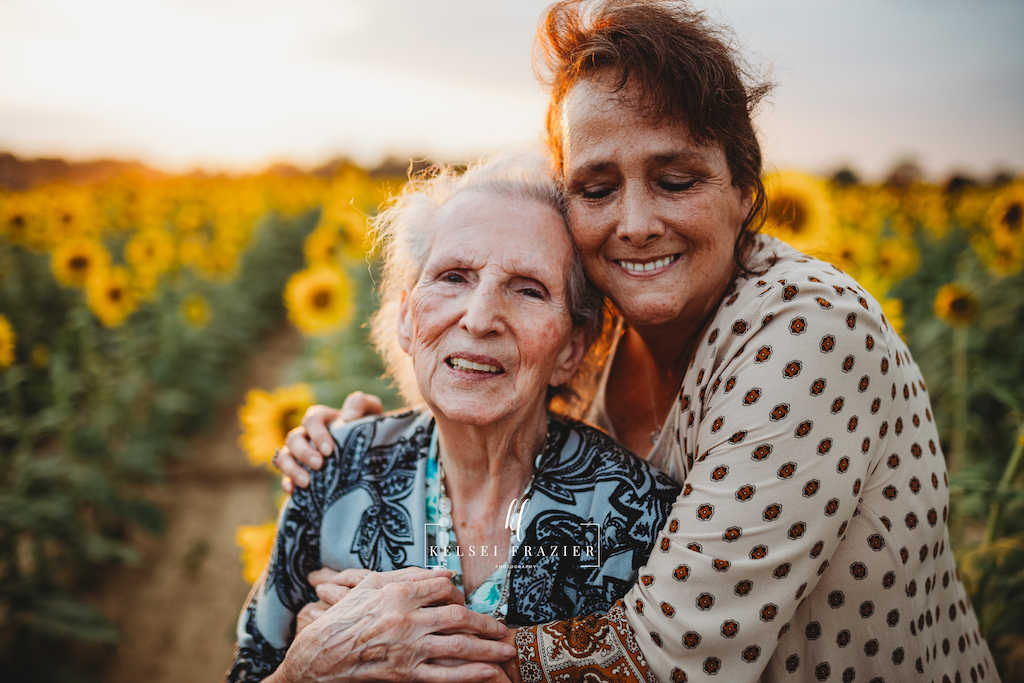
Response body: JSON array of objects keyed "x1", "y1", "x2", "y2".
[
  {"x1": 658, "y1": 177, "x2": 698, "y2": 193},
  {"x1": 579, "y1": 184, "x2": 615, "y2": 200}
]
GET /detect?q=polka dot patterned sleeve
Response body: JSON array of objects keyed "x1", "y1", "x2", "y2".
[{"x1": 515, "y1": 238, "x2": 998, "y2": 683}]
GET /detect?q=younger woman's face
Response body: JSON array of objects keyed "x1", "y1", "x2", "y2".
[{"x1": 559, "y1": 75, "x2": 751, "y2": 330}]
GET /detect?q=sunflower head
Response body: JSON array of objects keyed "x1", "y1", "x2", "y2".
[
  {"x1": 0, "y1": 314, "x2": 15, "y2": 370},
  {"x1": 284, "y1": 266, "x2": 353, "y2": 337},
  {"x1": 303, "y1": 224, "x2": 342, "y2": 267},
  {"x1": 44, "y1": 187, "x2": 101, "y2": 245},
  {"x1": 1, "y1": 192, "x2": 47, "y2": 249},
  {"x1": 1001, "y1": 201, "x2": 1023, "y2": 234},
  {"x1": 235, "y1": 522, "x2": 277, "y2": 583},
  {"x1": 51, "y1": 238, "x2": 112, "y2": 288},
  {"x1": 763, "y1": 171, "x2": 836, "y2": 256},
  {"x1": 873, "y1": 238, "x2": 920, "y2": 282},
  {"x1": 179, "y1": 293, "x2": 211, "y2": 329},
  {"x1": 933, "y1": 283, "x2": 979, "y2": 327},
  {"x1": 237, "y1": 383, "x2": 315, "y2": 468},
  {"x1": 87, "y1": 265, "x2": 137, "y2": 328}
]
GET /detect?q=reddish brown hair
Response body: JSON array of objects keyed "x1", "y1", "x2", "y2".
[{"x1": 535, "y1": 0, "x2": 773, "y2": 262}]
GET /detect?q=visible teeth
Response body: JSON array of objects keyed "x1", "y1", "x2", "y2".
[
  {"x1": 449, "y1": 357, "x2": 501, "y2": 373},
  {"x1": 619, "y1": 256, "x2": 676, "y2": 272}
]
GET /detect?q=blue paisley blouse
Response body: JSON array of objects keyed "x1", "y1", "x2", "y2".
[{"x1": 226, "y1": 409, "x2": 680, "y2": 682}]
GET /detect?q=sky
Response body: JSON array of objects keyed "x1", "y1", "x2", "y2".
[{"x1": 0, "y1": 0, "x2": 1021, "y2": 180}]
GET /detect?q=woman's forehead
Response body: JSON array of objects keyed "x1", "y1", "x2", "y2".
[{"x1": 426, "y1": 191, "x2": 572, "y2": 274}]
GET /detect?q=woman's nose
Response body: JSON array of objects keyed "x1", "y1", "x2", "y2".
[
  {"x1": 460, "y1": 284, "x2": 506, "y2": 337},
  {"x1": 616, "y1": 185, "x2": 665, "y2": 246}
]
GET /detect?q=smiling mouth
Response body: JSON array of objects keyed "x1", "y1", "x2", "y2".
[
  {"x1": 446, "y1": 357, "x2": 505, "y2": 374},
  {"x1": 615, "y1": 254, "x2": 681, "y2": 273}
]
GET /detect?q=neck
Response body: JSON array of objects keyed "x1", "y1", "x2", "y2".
[
  {"x1": 433, "y1": 409, "x2": 546, "y2": 507},
  {"x1": 629, "y1": 261, "x2": 739, "y2": 377}
]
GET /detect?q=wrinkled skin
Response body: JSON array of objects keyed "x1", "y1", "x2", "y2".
[{"x1": 266, "y1": 567, "x2": 514, "y2": 683}]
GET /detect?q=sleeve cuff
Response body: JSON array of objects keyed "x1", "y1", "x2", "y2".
[{"x1": 516, "y1": 600, "x2": 657, "y2": 683}]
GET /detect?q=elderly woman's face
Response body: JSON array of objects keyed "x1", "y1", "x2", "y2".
[
  {"x1": 398, "y1": 190, "x2": 582, "y2": 427},
  {"x1": 560, "y1": 75, "x2": 751, "y2": 329}
]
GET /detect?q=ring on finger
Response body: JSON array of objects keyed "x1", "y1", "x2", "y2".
[{"x1": 272, "y1": 447, "x2": 284, "y2": 470}]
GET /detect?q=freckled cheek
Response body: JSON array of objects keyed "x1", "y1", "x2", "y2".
[
  {"x1": 519, "y1": 321, "x2": 571, "y2": 373},
  {"x1": 568, "y1": 208, "x2": 610, "y2": 255}
]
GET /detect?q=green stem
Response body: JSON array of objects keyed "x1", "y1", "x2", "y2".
[
  {"x1": 951, "y1": 326, "x2": 969, "y2": 471},
  {"x1": 984, "y1": 422, "x2": 1024, "y2": 545}
]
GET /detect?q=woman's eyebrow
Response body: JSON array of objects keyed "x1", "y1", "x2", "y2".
[
  {"x1": 569, "y1": 160, "x2": 616, "y2": 178},
  {"x1": 653, "y1": 149, "x2": 709, "y2": 166}
]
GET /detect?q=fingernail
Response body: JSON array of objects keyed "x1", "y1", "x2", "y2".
[
  {"x1": 341, "y1": 409, "x2": 357, "y2": 421},
  {"x1": 500, "y1": 643, "x2": 515, "y2": 657},
  {"x1": 310, "y1": 455, "x2": 323, "y2": 468},
  {"x1": 299, "y1": 472, "x2": 310, "y2": 487},
  {"x1": 319, "y1": 441, "x2": 333, "y2": 456},
  {"x1": 310, "y1": 607, "x2": 324, "y2": 619},
  {"x1": 282, "y1": 477, "x2": 293, "y2": 493}
]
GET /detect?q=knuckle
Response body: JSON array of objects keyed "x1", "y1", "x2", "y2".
[{"x1": 435, "y1": 603, "x2": 464, "y2": 626}]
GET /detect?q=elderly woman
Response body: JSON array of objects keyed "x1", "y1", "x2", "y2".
[
  {"x1": 278, "y1": 2, "x2": 1000, "y2": 682},
  {"x1": 226, "y1": 151, "x2": 679, "y2": 682}
]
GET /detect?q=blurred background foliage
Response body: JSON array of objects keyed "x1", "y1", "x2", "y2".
[
  {"x1": 1, "y1": 157, "x2": 1023, "y2": 680},
  {"x1": 0, "y1": 159, "x2": 401, "y2": 680}
]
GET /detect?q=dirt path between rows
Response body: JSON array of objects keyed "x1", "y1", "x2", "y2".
[{"x1": 88, "y1": 328, "x2": 302, "y2": 683}]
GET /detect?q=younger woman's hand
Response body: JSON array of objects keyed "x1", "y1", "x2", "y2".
[{"x1": 275, "y1": 392, "x2": 384, "y2": 493}]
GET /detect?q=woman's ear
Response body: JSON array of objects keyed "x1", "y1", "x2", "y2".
[
  {"x1": 549, "y1": 328, "x2": 587, "y2": 388},
  {"x1": 397, "y1": 291, "x2": 413, "y2": 355}
]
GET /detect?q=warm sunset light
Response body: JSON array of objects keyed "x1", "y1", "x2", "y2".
[
  {"x1": 2, "y1": 3, "x2": 1023, "y2": 681},
  {"x1": 1, "y1": 0, "x2": 1021, "y2": 176}
]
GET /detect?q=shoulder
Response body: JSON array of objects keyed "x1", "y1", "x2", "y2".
[
  {"x1": 298, "y1": 408, "x2": 431, "y2": 499},
  {"x1": 545, "y1": 415, "x2": 679, "y2": 494},
  {"x1": 701, "y1": 235, "x2": 897, "y2": 364},
  {"x1": 326, "y1": 407, "x2": 432, "y2": 455}
]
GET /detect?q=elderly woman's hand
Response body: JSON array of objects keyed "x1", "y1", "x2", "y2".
[
  {"x1": 276, "y1": 393, "x2": 384, "y2": 493},
  {"x1": 294, "y1": 567, "x2": 371, "y2": 634},
  {"x1": 274, "y1": 567, "x2": 514, "y2": 683}
]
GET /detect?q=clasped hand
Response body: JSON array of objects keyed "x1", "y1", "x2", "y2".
[{"x1": 276, "y1": 566, "x2": 515, "y2": 683}]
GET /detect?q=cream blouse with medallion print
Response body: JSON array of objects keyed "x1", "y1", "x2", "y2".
[{"x1": 516, "y1": 234, "x2": 999, "y2": 683}]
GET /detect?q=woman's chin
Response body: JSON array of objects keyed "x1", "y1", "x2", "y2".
[
  {"x1": 615, "y1": 296, "x2": 688, "y2": 329},
  {"x1": 430, "y1": 399, "x2": 513, "y2": 428}
]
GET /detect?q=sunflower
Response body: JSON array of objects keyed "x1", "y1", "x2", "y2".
[
  {"x1": 51, "y1": 237, "x2": 111, "y2": 288},
  {"x1": 762, "y1": 171, "x2": 836, "y2": 257},
  {"x1": 1, "y1": 192, "x2": 46, "y2": 250},
  {"x1": 314, "y1": 199, "x2": 371, "y2": 261},
  {"x1": 235, "y1": 521, "x2": 277, "y2": 583},
  {"x1": 179, "y1": 293, "x2": 210, "y2": 329},
  {"x1": 303, "y1": 223, "x2": 343, "y2": 267},
  {"x1": 986, "y1": 182, "x2": 1024, "y2": 241},
  {"x1": 831, "y1": 185, "x2": 887, "y2": 237},
  {"x1": 0, "y1": 315, "x2": 15, "y2": 369},
  {"x1": 933, "y1": 283, "x2": 979, "y2": 327},
  {"x1": 873, "y1": 237, "x2": 920, "y2": 282},
  {"x1": 125, "y1": 229, "x2": 176, "y2": 278},
  {"x1": 284, "y1": 266, "x2": 353, "y2": 337},
  {"x1": 830, "y1": 228, "x2": 874, "y2": 276},
  {"x1": 43, "y1": 186, "x2": 101, "y2": 244},
  {"x1": 238, "y1": 383, "x2": 315, "y2": 468},
  {"x1": 86, "y1": 265, "x2": 137, "y2": 327}
]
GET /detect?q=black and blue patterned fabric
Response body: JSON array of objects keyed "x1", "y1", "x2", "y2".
[{"x1": 227, "y1": 409, "x2": 679, "y2": 682}]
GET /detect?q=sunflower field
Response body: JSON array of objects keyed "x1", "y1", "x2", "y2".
[
  {"x1": 0, "y1": 161, "x2": 401, "y2": 680},
  {"x1": 2, "y1": 161, "x2": 1023, "y2": 680}
]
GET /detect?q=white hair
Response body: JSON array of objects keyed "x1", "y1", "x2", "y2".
[{"x1": 368, "y1": 148, "x2": 603, "y2": 405}]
